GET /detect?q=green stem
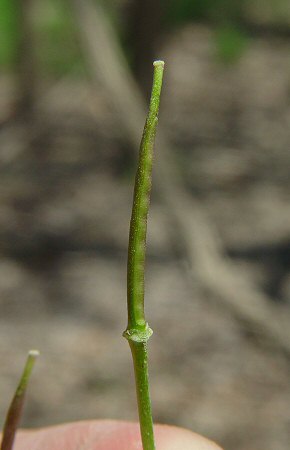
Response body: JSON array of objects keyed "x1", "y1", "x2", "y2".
[
  {"x1": 1, "y1": 350, "x2": 39, "y2": 450},
  {"x1": 129, "y1": 341, "x2": 154, "y2": 449},
  {"x1": 123, "y1": 60, "x2": 164, "y2": 450}
]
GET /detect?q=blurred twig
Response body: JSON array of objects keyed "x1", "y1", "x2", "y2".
[
  {"x1": 125, "y1": 0, "x2": 163, "y2": 96},
  {"x1": 71, "y1": 0, "x2": 290, "y2": 358}
]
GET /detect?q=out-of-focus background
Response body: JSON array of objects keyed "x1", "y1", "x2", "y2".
[{"x1": 1, "y1": 1, "x2": 290, "y2": 449}]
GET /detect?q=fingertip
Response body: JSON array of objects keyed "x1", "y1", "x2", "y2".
[
  {"x1": 155, "y1": 424, "x2": 223, "y2": 450},
  {"x1": 12, "y1": 420, "x2": 223, "y2": 450}
]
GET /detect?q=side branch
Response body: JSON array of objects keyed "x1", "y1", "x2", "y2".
[{"x1": 125, "y1": 61, "x2": 164, "y2": 335}]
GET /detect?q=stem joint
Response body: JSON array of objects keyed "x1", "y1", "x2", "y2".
[{"x1": 123, "y1": 323, "x2": 153, "y2": 343}]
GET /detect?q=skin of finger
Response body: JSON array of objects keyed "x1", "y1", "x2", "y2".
[{"x1": 8, "y1": 420, "x2": 223, "y2": 450}]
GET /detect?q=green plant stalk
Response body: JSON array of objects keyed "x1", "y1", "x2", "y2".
[
  {"x1": 123, "y1": 60, "x2": 164, "y2": 450},
  {"x1": 1, "y1": 350, "x2": 39, "y2": 450}
]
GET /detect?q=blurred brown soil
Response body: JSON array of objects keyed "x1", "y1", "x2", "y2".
[{"x1": 0, "y1": 25, "x2": 290, "y2": 450}]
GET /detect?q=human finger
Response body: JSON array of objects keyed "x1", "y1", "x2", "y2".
[{"x1": 11, "y1": 420, "x2": 222, "y2": 450}]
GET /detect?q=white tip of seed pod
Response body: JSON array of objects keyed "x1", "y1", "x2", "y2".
[
  {"x1": 153, "y1": 60, "x2": 165, "y2": 67},
  {"x1": 28, "y1": 350, "x2": 40, "y2": 358}
]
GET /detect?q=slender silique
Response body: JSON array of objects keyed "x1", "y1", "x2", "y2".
[
  {"x1": 123, "y1": 61, "x2": 164, "y2": 450},
  {"x1": 1, "y1": 350, "x2": 39, "y2": 450}
]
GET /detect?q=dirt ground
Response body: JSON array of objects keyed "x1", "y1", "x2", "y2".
[{"x1": 0, "y1": 25, "x2": 290, "y2": 450}]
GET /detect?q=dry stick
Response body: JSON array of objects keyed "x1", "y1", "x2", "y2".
[
  {"x1": 71, "y1": 0, "x2": 290, "y2": 358},
  {"x1": 1, "y1": 350, "x2": 39, "y2": 450}
]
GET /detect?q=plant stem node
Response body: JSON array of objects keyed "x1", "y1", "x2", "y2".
[{"x1": 123, "y1": 323, "x2": 153, "y2": 343}]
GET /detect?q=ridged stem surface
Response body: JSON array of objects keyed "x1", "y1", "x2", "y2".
[{"x1": 124, "y1": 61, "x2": 164, "y2": 450}]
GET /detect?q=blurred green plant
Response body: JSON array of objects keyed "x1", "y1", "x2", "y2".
[
  {"x1": 165, "y1": 0, "x2": 249, "y2": 64},
  {"x1": 0, "y1": 0, "x2": 82, "y2": 76},
  {"x1": 165, "y1": 0, "x2": 245, "y2": 25},
  {"x1": 34, "y1": 0, "x2": 82, "y2": 76},
  {"x1": 0, "y1": 0, "x2": 20, "y2": 68},
  {"x1": 215, "y1": 26, "x2": 249, "y2": 63}
]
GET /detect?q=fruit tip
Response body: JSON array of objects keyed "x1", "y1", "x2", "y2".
[
  {"x1": 28, "y1": 349, "x2": 40, "y2": 358},
  {"x1": 153, "y1": 60, "x2": 165, "y2": 68}
]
